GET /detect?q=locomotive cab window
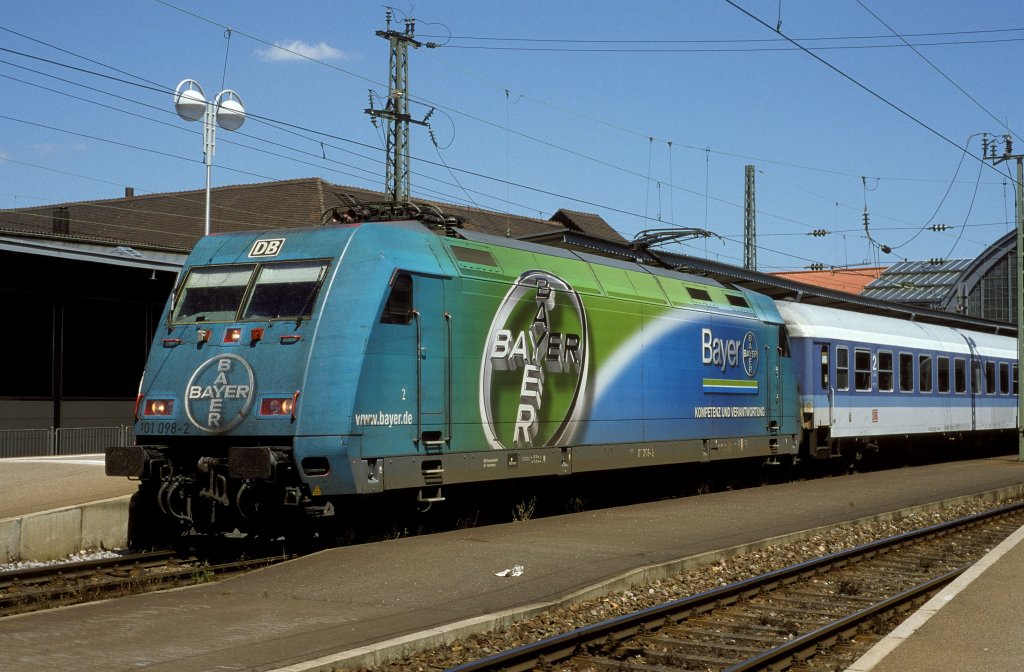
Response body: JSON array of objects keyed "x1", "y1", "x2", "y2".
[
  {"x1": 381, "y1": 273, "x2": 414, "y2": 325},
  {"x1": 171, "y1": 264, "x2": 255, "y2": 323},
  {"x1": 878, "y1": 351, "x2": 893, "y2": 392},
  {"x1": 835, "y1": 346, "x2": 849, "y2": 391},
  {"x1": 241, "y1": 260, "x2": 329, "y2": 321},
  {"x1": 899, "y1": 353, "x2": 914, "y2": 392},
  {"x1": 854, "y1": 348, "x2": 872, "y2": 391}
]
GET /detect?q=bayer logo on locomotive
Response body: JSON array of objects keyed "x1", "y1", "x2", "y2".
[{"x1": 480, "y1": 270, "x2": 589, "y2": 451}]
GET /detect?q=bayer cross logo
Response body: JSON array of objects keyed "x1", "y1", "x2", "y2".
[
  {"x1": 742, "y1": 331, "x2": 759, "y2": 377},
  {"x1": 185, "y1": 354, "x2": 255, "y2": 433},
  {"x1": 479, "y1": 270, "x2": 589, "y2": 450}
]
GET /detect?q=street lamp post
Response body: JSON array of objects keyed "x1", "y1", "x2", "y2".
[{"x1": 173, "y1": 79, "x2": 246, "y2": 236}]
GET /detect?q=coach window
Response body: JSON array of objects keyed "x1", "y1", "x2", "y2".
[
  {"x1": 971, "y1": 360, "x2": 982, "y2": 394},
  {"x1": 1014, "y1": 364, "x2": 1019, "y2": 395},
  {"x1": 878, "y1": 351, "x2": 893, "y2": 392},
  {"x1": 986, "y1": 361, "x2": 996, "y2": 394},
  {"x1": 919, "y1": 354, "x2": 933, "y2": 393},
  {"x1": 1000, "y1": 362, "x2": 1010, "y2": 395},
  {"x1": 954, "y1": 358, "x2": 966, "y2": 394},
  {"x1": 899, "y1": 353, "x2": 914, "y2": 392},
  {"x1": 836, "y1": 346, "x2": 849, "y2": 391},
  {"x1": 937, "y1": 356, "x2": 950, "y2": 394},
  {"x1": 819, "y1": 345, "x2": 829, "y2": 389},
  {"x1": 380, "y1": 273, "x2": 414, "y2": 325},
  {"x1": 854, "y1": 348, "x2": 872, "y2": 391}
]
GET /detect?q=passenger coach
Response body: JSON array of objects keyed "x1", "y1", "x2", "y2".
[{"x1": 777, "y1": 301, "x2": 1017, "y2": 459}]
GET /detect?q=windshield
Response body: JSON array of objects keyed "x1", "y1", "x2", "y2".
[
  {"x1": 170, "y1": 260, "x2": 329, "y2": 324},
  {"x1": 171, "y1": 265, "x2": 255, "y2": 323},
  {"x1": 242, "y1": 261, "x2": 328, "y2": 320}
]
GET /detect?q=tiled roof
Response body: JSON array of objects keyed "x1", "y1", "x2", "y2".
[
  {"x1": 550, "y1": 209, "x2": 625, "y2": 242},
  {"x1": 773, "y1": 267, "x2": 887, "y2": 295},
  {"x1": 0, "y1": 178, "x2": 626, "y2": 252}
]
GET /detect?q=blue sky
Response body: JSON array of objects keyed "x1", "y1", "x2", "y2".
[{"x1": 2, "y1": 1, "x2": 1023, "y2": 273}]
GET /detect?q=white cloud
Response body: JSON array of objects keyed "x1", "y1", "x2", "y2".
[{"x1": 257, "y1": 40, "x2": 348, "y2": 62}]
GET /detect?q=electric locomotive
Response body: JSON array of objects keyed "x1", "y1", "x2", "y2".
[{"x1": 106, "y1": 214, "x2": 800, "y2": 545}]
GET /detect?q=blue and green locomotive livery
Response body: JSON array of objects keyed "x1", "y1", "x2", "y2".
[{"x1": 107, "y1": 217, "x2": 800, "y2": 543}]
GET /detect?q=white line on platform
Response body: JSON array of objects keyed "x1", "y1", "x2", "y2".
[{"x1": 1, "y1": 455, "x2": 105, "y2": 465}]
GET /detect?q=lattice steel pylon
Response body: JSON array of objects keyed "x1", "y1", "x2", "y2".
[
  {"x1": 365, "y1": 11, "x2": 431, "y2": 202},
  {"x1": 744, "y1": 164, "x2": 757, "y2": 270}
]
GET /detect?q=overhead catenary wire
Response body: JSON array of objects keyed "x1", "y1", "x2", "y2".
[
  {"x1": 0, "y1": 6, "x2": 1014, "y2": 272},
  {"x1": 5, "y1": 9, "x2": 994, "y2": 240},
  {"x1": 854, "y1": 1, "x2": 1020, "y2": 144}
]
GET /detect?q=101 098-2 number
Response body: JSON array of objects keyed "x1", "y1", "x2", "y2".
[{"x1": 138, "y1": 421, "x2": 188, "y2": 434}]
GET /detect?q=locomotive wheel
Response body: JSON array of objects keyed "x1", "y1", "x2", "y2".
[
  {"x1": 126, "y1": 486, "x2": 163, "y2": 550},
  {"x1": 126, "y1": 485, "x2": 188, "y2": 551}
]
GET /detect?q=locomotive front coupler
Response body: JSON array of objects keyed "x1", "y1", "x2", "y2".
[{"x1": 197, "y1": 456, "x2": 230, "y2": 507}]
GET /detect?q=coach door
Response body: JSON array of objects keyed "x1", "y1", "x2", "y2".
[
  {"x1": 410, "y1": 275, "x2": 452, "y2": 451},
  {"x1": 816, "y1": 342, "x2": 834, "y2": 428},
  {"x1": 963, "y1": 335, "x2": 980, "y2": 432}
]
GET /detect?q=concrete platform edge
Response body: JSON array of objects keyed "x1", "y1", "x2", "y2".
[
  {"x1": 268, "y1": 484, "x2": 1024, "y2": 672},
  {"x1": 845, "y1": 513, "x2": 1024, "y2": 672},
  {"x1": 0, "y1": 495, "x2": 130, "y2": 562}
]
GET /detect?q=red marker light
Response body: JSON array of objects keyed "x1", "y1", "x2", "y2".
[
  {"x1": 250, "y1": 327, "x2": 265, "y2": 343},
  {"x1": 197, "y1": 328, "x2": 212, "y2": 344}
]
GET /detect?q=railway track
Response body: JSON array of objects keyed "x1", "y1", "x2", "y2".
[
  {"x1": 447, "y1": 501, "x2": 1024, "y2": 672},
  {"x1": 0, "y1": 548, "x2": 288, "y2": 617}
]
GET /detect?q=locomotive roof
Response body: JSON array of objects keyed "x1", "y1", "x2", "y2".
[
  {"x1": 454, "y1": 227, "x2": 729, "y2": 290},
  {"x1": 517, "y1": 228, "x2": 1016, "y2": 338}
]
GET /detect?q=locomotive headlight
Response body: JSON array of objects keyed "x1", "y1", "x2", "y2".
[
  {"x1": 259, "y1": 392, "x2": 300, "y2": 419},
  {"x1": 224, "y1": 328, "x2": 242, "y2": 343},
  {"x1": 144, "y1": 399, "x2": 175, "y2": 416}
]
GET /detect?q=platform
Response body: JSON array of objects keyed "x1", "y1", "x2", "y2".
[
  {"x1": 0, "y1": 455, "x2": 136, "y2": 561},
  {"x1": 0, "y1": 454, "x2": 135, "y2": 520},
  {"x1": 1, "y1": 456, "x2": 1023, "y2": 671},
  {"x1": 849, "y1": 514, "x2": 1024, "y2": 671}
]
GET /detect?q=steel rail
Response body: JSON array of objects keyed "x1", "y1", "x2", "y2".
[
  {"x1": 0, "y1": 549, "x2": 177, "y2": 587},
  {"x1": 446, "y1": 500, "x2": 1024, "y2": 672},
  {"x1": 722, "y1": 567, "x2": 966, "y2": 672}
]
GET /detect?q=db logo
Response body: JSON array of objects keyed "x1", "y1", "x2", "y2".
[{"x1": 249, "y1": 238, "x2": 285, "y2": 257}]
